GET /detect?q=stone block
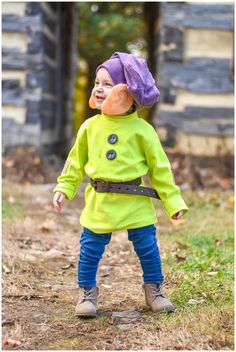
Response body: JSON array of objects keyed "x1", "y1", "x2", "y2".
[
  {"x1": 40, "y1": 99, "x2": 57, "y2": 129},
  {"x1": 184, "y1": 3, "x2": 234, "y2": 30},
  {"x1": 26, "y1": 2, "x2": 57, "y2": 33},
  {"x1": 2, "y1": 79, "x2": 20, "y2": 90},
  {"x1": 2, "y1": 118, "x2": 41, "y2": 152},
  {"x1": 161, "y1": 3, "x2": 234, "y2": 31},
  {"x1": 26, "y1": 71, "x2": 42, "y2": 89},
  {"x1": 42, "y1": 34, "x2": 57, "y2": 60},
  {"x1": 2, "y1": 48, "x2": 27, "y2": 70},
  {"x1": 2, "y1": 79, "x2": 26, "y2": 106},
  {"x1": 2, "y1": 14, "x2": 42, "y2": 33},
  {"x1": 27, "y1": 30, "x2": 43, "y2": 55},
  {"x1": 26, "y1": 100, "x2": 41, "y2": 124},
  {"x1": 157, "y1": 108, "x2": 234, "y2": 137},
  {"x1": 2, "y1": 71, "x2": 26, "y2": 86},
  {"x1": 162, "y1": 27, "x2": 183, "y2": 61},
  {"x1": 160, "y1": 58, "x2": 234, "y2": 94},
  {"x1": 185, "y1": 106, "x2": 234, "y2": 120},
  {"x1": 161, "y1": 85, "x2": 177, "y2": 104}
]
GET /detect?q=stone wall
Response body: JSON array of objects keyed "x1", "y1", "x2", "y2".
[
  {"x1": 2, "y1": 2, "x2": 78, "y2": 156},
  {"x1": 155, "y1": 2, "x2": 234, "y2": 156}
]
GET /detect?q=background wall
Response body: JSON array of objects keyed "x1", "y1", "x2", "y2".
[
  {"x1": 155, "y1": 2, "x2": 234, "y2": 156},
  {"x1": 2, "y1": 2, "x2": 234, "y2": 159},
  {"x1": 2, "y1": 2, "x2": 78, "y2": 156}
]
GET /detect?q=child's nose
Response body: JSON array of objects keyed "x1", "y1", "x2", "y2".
[{"x1": 97, "y1": 85, "x2": 104, "y2": 92}]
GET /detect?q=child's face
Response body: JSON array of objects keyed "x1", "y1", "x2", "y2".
[{"x1": 92, "y1": 68, "x2": 115, "y2": 109}]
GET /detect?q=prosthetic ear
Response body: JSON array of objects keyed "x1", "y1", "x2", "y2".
[
  {"x1": 101, "y1": 84, "x2": 134, "y2": 115},
  {"x1": 89, "y1": 95, "x2": 96, "y2": 109}
]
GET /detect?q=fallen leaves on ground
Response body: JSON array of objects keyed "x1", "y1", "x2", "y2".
[
  {"x1": 2, "y1": 146, "x2": 234, "y2": 190},
  {"x1": 3, "y1": 338, "x2": 21, "y2": 348}
]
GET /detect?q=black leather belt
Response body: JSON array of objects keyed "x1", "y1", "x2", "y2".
[{"x1": 90, "y1": 178, "x2": 160, "y2": 199}]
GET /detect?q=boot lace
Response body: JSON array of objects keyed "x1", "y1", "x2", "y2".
[
  {"x1": 82, "y1": 288, "x2": 96, "y2": 304},
  {"x1": 151, "y1": 284, "x2": 165, "y2": 301}
]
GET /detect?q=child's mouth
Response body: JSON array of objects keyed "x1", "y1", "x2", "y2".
[{"x1": 95, "y1": 96, "x2": 105, "y2": 103}]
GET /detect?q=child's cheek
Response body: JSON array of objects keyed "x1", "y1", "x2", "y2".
[{"x1": 92, "y1": 88, "x2": 96, "y2": 97}]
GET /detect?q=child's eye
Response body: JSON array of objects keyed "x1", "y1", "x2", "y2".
[{"x1": 105, "y1": 82, "x2": 112, "y2": 87}]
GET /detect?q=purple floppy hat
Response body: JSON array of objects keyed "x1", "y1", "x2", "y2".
[{"x1": 96, "y1": 52, "x2": 160, "y2": 109}]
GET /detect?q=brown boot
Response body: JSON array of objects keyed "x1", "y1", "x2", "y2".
[
  {"x1": 143, "y1": 283, "x2": 175, "y2": 313},
  {"x1": 75, "y1": 286, "x2": 99, "y2": 317}
]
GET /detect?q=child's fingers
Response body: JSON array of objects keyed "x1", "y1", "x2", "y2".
[
  {"x1": 58, "y1": 194, "x2": 65, "y2": 203},
  {"x1": 57, "y1": 195, "x2": 65, "y2": 212},
  {"x1": 54, "y1": 200, "x2": 62, "y2": 212},
  {"x1": 177, "y1": 210, "x2": 183, "y2": 219},
  {"x1": 172, "y1": 210, "x2": 184, "y2": 220},
  {"x1": 53, "y1": 193, "x2": 65, "y2": 212}
]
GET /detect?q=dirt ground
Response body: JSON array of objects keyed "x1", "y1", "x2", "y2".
[
  {"x1": 2, "y1": 181, "x2": 160, "y2": 350},
  {"x1": 2, "y1": 180, "x2": 234, "y2": 350}
]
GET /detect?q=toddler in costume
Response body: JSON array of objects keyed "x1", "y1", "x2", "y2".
[{"x1": 53, "y1": 52, "x2": 188, "y2": 317}]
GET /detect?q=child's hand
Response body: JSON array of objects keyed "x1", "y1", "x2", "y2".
[
  {"x1": 53, "y1": 192, "x2": 66, "y2": 213},
  {"x1": 171, "y1": 210, "x2": 184, "y2": 220}
]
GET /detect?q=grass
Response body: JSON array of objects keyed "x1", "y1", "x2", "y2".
[
  {"x1": 48, "y1": 337, "x2": 82, "y2": 350},
  {"x1": 2, "y1": 185, "x2": 234, "y2": 350},
  {"x1": 145, "y1": 190, "x2": 234, "y2": 349},
  {"x1": 2, "y1": 199, "x2": 25, "y2": 223},
  {"x1": 160, "y1": 191, "x2": 234, "y2": 309}
]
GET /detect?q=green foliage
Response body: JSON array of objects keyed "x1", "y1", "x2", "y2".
[
  {"x1": 78, "y1": 2, "x2": 146, "y2": 63},
  {"x1": 2, "y1": 199, "x2": 24, "y2": 222},
  {"x1": 161, "y1": 191, "x2": 234, "y2": 310},
  {"x1": 73, "y1": 63, "x2": 88, "y2": 133},
  {"x1": 73, "y1": 3, "x2": 147, "y2": 133}
]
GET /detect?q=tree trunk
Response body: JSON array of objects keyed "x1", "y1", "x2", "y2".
[
  {"x1": 85, "y1": 60, "x2": 99, "y2": 119},
  {"x1": 144, "y1": 3, "x2": 160, "y2": 126}
]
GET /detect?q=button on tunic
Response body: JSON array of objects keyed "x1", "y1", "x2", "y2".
[
  {"x1": 106, "y1": 150, "x2": 117, "y2": 160},
  {"x1": 107, "y1": 134, "x2": 118, "y2": 144},
  {"x1": 54, "y1": 111, "x2": 188, "y2": 233}
]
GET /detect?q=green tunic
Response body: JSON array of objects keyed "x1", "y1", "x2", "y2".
[{"x1": 53, "y1": 111, "x2": 188, "y2": 233}]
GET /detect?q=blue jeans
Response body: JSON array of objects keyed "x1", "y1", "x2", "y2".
[{"x1": 78, "y1": 225, "x2": 164, "y2": 289}]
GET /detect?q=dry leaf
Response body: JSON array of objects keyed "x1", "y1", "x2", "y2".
[
  {"x1": 3, "y1": 159, "x2": 14, "y2": 168},
  {"x1": 107, "y1": 316, "x2": 114, "y2": 325},
  {"x1": 101, "y1": 284, "x2": 112, "y2": 288},
  {"x1": 61, "y1": 263, "x2": 75, "y2": 270},
  {"x1": 3, "y1": 265, "x2": 11, "y2": 274},
  {"x1": 33, "y1": 157, "x2": 41, "y2": 165},
  {"x1": 207, "y1": 272, "x2": 218, "y2": 276},
  {"x1": 227, "y1": 196, "x2": 234, "y2": 205},
  {"x1": 2, "y1": 319, "x2": 15, "y2": 326},
  {"x1": 215, "y1": 239, "x2": 222, "y2": 246},
  {"x1": 45, "y1": 241, "x2": 55, "y2": 250},
  {"x1": 175, "y1": 254, "x2": 186, "y2": 263},
  {"x1": 8, "y1": 196, "x2": 15, "y2": 204},
  {"x1": 100, "y1": 272, "x2": 110, "y2": 277},
  {"x1": 188, "y1": 299, "x2": 204, "y2": 305},
  {"x1": 176, "y1": 241, "x2": 188, "y2": 249},
  {"x1": 40, "y1": 226, "x2": 51, "y2": 233},
  {"x1": 3, "y1": 338, "x2": 21, "y2": 347}
]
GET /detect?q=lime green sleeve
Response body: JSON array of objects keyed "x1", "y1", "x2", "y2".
[
  {"x1": 53, "y1": 123, "x2": 88, "y2": 200},
  {"x1": 145, "y1": 130, "x2": 188, "y2": 218}
]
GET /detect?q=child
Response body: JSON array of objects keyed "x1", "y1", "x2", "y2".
[{"x1": 53, "y1": 52, "x2": 188, "y2": 317}]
